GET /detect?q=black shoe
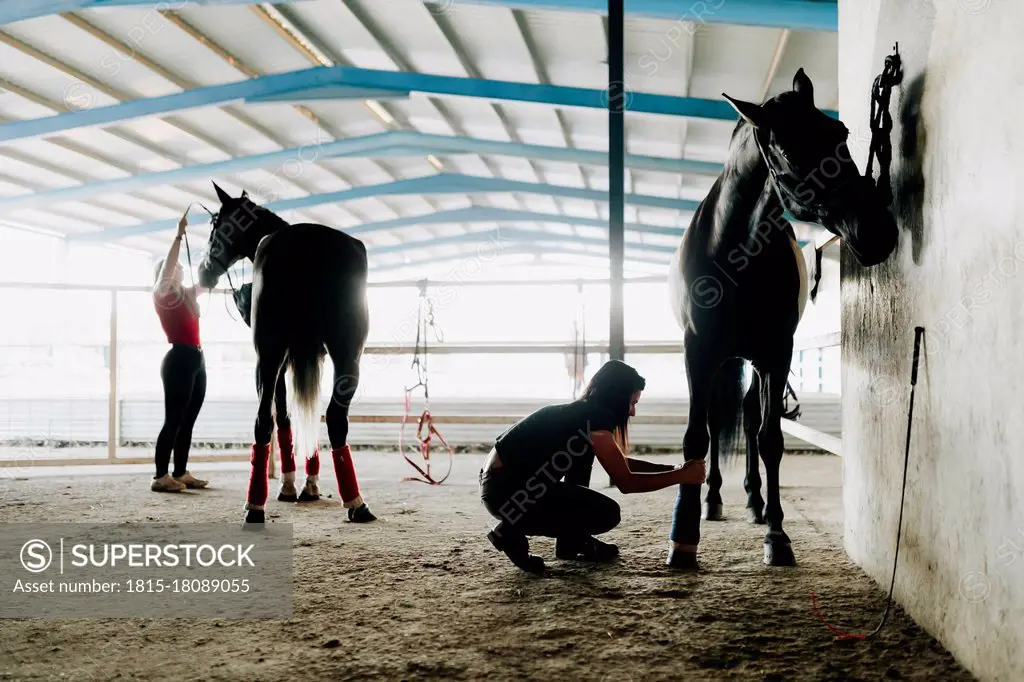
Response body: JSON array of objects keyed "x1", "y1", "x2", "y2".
[
  {"x1": 487, "y1": 529, "x2": 545, "y2": 574},
  {"x1": 556, "y1": 536, "x2": 619, "y2": 562}
]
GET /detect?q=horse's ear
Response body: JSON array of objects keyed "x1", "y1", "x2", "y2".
[
  {"x1": 212, "y1": 181, "x2": 232, "y2": 205},
  {"x1": 723, "y1": 93, "x2": 768, "y2": 129},
  {"x1": 793, "y1": 68, "x2": 814, "y2": 104},
  {"x1": 240, "y1": 189, "x2": 248, "y2": 200}
]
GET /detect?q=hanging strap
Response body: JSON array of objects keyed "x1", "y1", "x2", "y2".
[
  {"x1": 400, "y1": 282, "x2": 452, "y2": 485},
  {"x1": 865, "y1": 43, "x2": 903, "y2": 208}
]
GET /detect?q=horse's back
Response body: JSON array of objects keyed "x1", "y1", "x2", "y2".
[
  {"x1": 257, "y1": 223, "x2": 366, "y2": 275},
  {"x1": 251, "y1": 223, "x2": 369, "y2": 349}
]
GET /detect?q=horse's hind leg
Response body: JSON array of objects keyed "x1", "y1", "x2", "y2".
[
  {"x1": 245, "y1": 343, "x2": 287, "y2": 525},
  {"x1": 743, "y1": 372, "x2": 766, "y2": 524},
  {"x1": 273, "y1": 370, "x2": 300, "y2": 502},
  {"x1": 755, "y1": 357, "x2": 795, "y2": 566},
  {"x1": 325, "y1": 345, "x2": 375, "y2": 523},
  {"x1": 702, "y1": 406, "x2": 724, "y2": 521}
]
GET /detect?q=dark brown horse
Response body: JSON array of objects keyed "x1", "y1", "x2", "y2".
[
  {"x1": 667, "y1": 70, "x2": 897, "y2": 568},
  {"x1": 197, "y1": 183, "x2": 376, "y2": 525}
]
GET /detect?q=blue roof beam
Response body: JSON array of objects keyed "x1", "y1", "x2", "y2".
[
  {"x1": 0, "y1": 131, "x2": 723, "y2": 212},
  {"x1": 0, "y1": 65, "x2": 842, "y2": 143},
  {"x1": 1, "y1": 1, "x2": 313, "y2": 25},
  {"x1": 369, "y1": 244, "x2": 672, "y2": 274},
  {"x1": 344, "y1": 207, "x2": 683, "y2": 238},
  {"x1": 367, "y1": 227, "x2": 677, "y2": 257},
  {"x1": 414, "y1": 0, "x2": 838, "y2": 32},
  {"x1": 67, "y1": 173, "x2": 701, "y2": 242}
]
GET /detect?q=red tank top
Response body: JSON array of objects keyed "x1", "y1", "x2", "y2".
[{"x1": 153, "y1": 284, "x2": 201, "y2": 347}]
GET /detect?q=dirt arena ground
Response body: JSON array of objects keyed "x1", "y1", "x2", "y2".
[{"x1": 0, "y1": 451, "x2": 973, "y2": 681}]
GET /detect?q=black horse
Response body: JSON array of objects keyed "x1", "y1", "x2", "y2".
[
  {"x1": 667, "y1": 69, "x2": 897, "y2": 568},
  {"x1": 197, "y1": 182, "x2": 376, "y2": 525},
  {"x1": 232, "y1": 282, "x2": 325, "y2": 504}
]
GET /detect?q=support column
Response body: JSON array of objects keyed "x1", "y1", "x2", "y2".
[
  {"x1": 107, "y1": 289, "x2": 118, "y2": 462},
  {"x1": 608, "y1": 0, "x2": 625, "y2": 362}
]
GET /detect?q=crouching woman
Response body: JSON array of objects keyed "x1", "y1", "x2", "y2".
[{"x1": 479, "y1": 360, "x2": 705, "y2": 573}]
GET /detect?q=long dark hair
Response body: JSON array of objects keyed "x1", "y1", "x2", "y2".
[{"x1": 580, "y1": 360, "x2": 646, "y2": 452}]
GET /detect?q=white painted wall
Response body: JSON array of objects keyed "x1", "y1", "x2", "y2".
[{"x1": 840, "y1": 1, "x2": 1024, "y2": 679}]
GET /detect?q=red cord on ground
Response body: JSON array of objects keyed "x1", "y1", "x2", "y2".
[{"x1": 810, "y1": 592, "x2": 867, "y2": 641}]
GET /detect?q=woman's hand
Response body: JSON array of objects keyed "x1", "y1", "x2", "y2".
[
  {"x1": 177, "y1": 212, "x2": 188, "y2": 237},
  {"x1": 676, "y1": 460, "x2": 707, "y2": 485}
]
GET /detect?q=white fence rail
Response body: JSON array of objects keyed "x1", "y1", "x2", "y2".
[{"x1": 0, "y1": 279, "x2": 842, "y2": 467}]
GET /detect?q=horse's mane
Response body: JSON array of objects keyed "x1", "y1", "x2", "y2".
[
  {"x1": 728, "y1": 116, "x2": 747, "y2": 141},
  {"x1": 243, "y1": 199, "x2": 289, "y2": 231}
]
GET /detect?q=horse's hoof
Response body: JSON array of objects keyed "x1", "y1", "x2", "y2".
[
  {"x1": 277, "y1": 491, "x2": 298, "y2": 503},
  {"x1": 297, "y1": 491, "x2": 320, "y2": 502},
  {"x1": 763, "y1": 541, "x2": 796, "y2": 566},
  {"x1": 666, "y1": 548, "x2": 699, "y2": 570},
  {"x1": 747, "y1": 506, "x2": 766, "y2": 525},
  {"x1": 243, "y1": 509, "x2": 265, "y2": 528},
  {"x1": 348, "y1": 504, "x2": 377, "y2": 523},
  {"x1": 702, "y1": 502, "x2": 725, "y2": 521}
]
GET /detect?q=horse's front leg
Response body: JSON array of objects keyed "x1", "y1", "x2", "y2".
[
  {"x1": 743, "y1": 372, "x2": 766, "y2": 524},
  {"x1": 756, "y1": 357, "x2": 795, "y2": 566},
  {"x1": 668, "y1": 336, "x2": 720, "y2": 569}
]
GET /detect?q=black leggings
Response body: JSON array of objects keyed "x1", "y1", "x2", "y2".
[
  {"x1": 155, "y1": 345, "x2": 207, "y2": 479},
  {"x1": 479, "y1": 466, "x2": 620, "y2": 541}
]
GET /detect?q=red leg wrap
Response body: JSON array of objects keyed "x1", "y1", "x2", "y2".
[
  {"x1": 332, "y1": 445, "x2": 362, "y2": 508},
  {"x1": 305, "y1": 449, "x2": 320, "y2": 477},
  {"x1": 247, "y1": 443, "x2": 272, "y2": 506},
  {"x1": 277, "y1": 428, "x2": 296, "y2": 474}
]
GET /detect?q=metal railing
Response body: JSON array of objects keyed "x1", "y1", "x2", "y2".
[{"x1": 0, "y1": 278, "x2": 842, "y2": 467}]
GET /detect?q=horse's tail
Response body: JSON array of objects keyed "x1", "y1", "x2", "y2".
[
  {"x1": 287, "y1": 345, "x2": 325, "y2": 474},
  {"x1": 710, "y1": 357, "x2": 748, "y2": 467}
]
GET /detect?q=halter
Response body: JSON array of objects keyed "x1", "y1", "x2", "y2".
[
  {"x1": 752, "y1": 125, "x2": 858, "y2": 229},
  {"x1": 399, "y1": 280, "x2": 452, "y2": 485},
  {"x1": 196, "y1": 202, "x2": 247, "y2": 312}
]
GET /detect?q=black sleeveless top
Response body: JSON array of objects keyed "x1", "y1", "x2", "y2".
[{"x1": 493, "y1": 399, "x2": 620, "y2": 485}]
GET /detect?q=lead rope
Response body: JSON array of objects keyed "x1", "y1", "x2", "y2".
[
  {"x1": 812, "y1": 327, "x2": 924, "y2": 639},
  {"x1": 179, "y1": 203, "x2": 205, "y2": 316},
  {"x1": 400, "y1": 281, "x2": 453, "y2": 485},
  {"x1": 810, "y1": 44, "x2": 902, "y2": 301}
]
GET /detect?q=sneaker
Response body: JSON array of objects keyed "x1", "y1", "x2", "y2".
[
  {"x1": 152, "y1": 474, "x2": 186, "y2": 493},
  {"x1": 173, "y1": 471, "x2": 209, "y2": 489}
]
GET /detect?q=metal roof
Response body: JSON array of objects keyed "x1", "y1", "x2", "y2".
[{"x1": 0, "y1": 0, "x2": 840, "y2": 279}]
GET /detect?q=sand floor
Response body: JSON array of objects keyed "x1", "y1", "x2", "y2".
[{"x1": 0, "y1": 450, "x2": 974, "y2": 681}]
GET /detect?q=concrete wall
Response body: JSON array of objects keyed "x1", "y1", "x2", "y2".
[{"x1": 840, "y1": 1, "x2": 1023, "y2": 679}]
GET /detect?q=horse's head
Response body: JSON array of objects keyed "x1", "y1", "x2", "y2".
[
  {"x1": 723, "y1": 69, "x2": 898, "y2": 267},
  {"x1": 196, "y1": 181, "x2": 267, "y2": 288}
]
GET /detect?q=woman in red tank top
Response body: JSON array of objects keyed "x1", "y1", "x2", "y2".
[{"x1": 151, "y1": 211, "x2": 210, "y2": 493}]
